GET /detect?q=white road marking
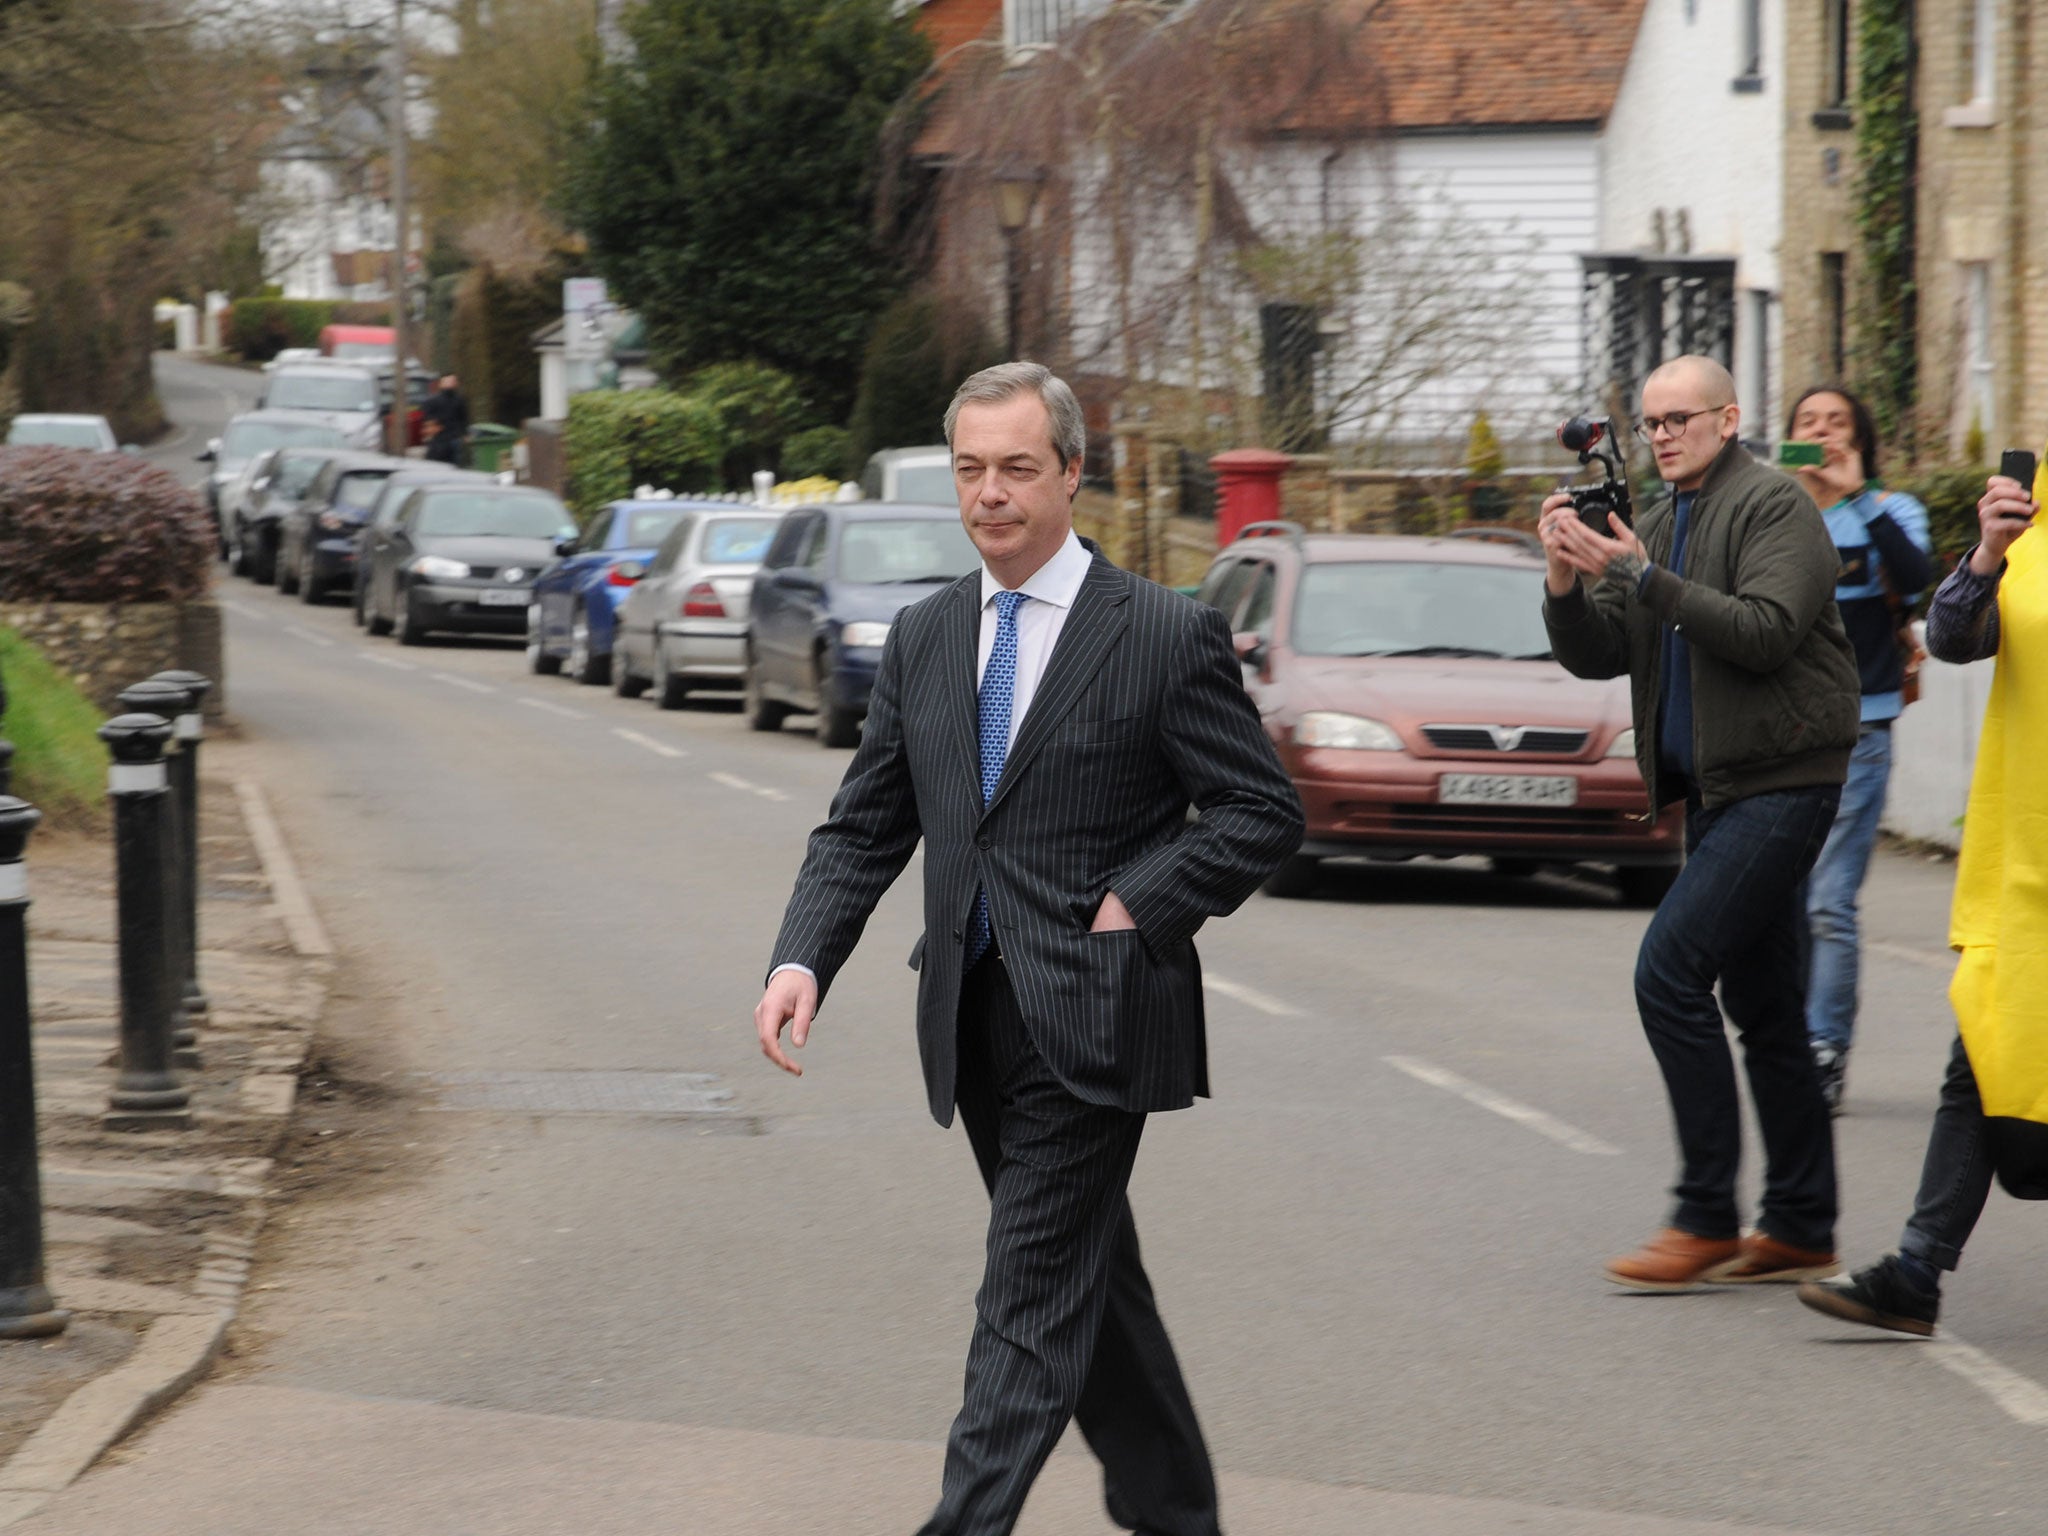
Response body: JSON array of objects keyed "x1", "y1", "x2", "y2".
[
  {"x1": 709, "y1": 771, "x2": 789, "y2": 802},
  {"x1": 1383, "y1": 1055, "x2": 1622, "y2": 1156},
  {"x1": 1202, "y1": 974, "x2": 1303, "y2": 1017},
  {"x1": 282, "y1": 625, "x2": 334, "y2": 649},
  {"x1": 1870, "y1": 939, "x2": 1954, "y2": 973},
  {"x1": 613, "y1": 728, "x2": 687, "y2": 759},
  {"x1": 430, "y1": 672, "x2": 496, "y2": 695},
  {"x1": 217, "y1": 599, "x2": 265, "y2": 623},
  {"x1": 518, "y1": 697, "x2": 586, "y2": 721},
  {"x1": 358, "y1": 653, "x2": 418, "y2": 672},
  {"x1": 1929, "y1": 1335, "x2": 2048, "y2": 1428}
]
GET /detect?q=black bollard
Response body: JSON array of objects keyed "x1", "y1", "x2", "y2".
[
  {"x1": 149, "y1": 672, "x2": 213, "y2": 1027},
  {"x1": 0, "y1": 739, "x2": 12, "y2": 798},
  {"x1": 118, "y1": 681, "x2": 198, "y2": 1071},
  {"x1": 100, "y1": 713, "x2": 192, "y2": 1132},
  {"x1": 0, "y1": 796, "x2": 68, "y2": 1339}
]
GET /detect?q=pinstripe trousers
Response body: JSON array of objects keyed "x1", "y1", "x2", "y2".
[{"x1": 918, "y1": 957, "x2": 1221, "y2": 1536}]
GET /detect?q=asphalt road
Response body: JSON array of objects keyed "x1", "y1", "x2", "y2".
[{"x1": 22, "y1": 356, "x2": 2048, "y2": 1534}]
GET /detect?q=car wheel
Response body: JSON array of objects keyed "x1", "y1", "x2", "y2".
[
  {"x1": 298, "y1": 544, "x2": 324, "y2": 604},
  {"x1": 567, "y1": 610, "x2": 611, "y2": 686},
  {"x1": 655, "y1": 640, "x2": 689, "y2": 710},
  {"x1": 394, "y1": 589, "x2": 427, "y2": 646},
  {"x1": 526, "y1": 605, "x2": 562, "y2": 675},
  {"x1": 816, "y1": 685, "x2": 861, "y2": 749},
  {"x1": 743, "y1": 650, "x2": 789, "y2": 733},
  {"x1": 251, "y1": 531, "x2": 278, "y2": 587},
  {"x1": 1616, "y1": 865, "x2": 1679, "y2": 908},
  {"x1": 1489, "y1": 857, "x2": 1542, "y2": 881},
  {"x1": 275, "y1": 536, "x2": 300, "y2": 595},
  {"x1": 229, "y1": 518, "x2": 252, "y2": 578},
  {"x1": 1262, "y1": 854, "x2": 1321, "y2": 899},
  {"x1": 613, "y1": 640, "x2": 649, "y2": 699}
]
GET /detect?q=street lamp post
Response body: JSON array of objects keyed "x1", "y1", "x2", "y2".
[
  {"x1": 388, "y1": 0, "x2": 410, "y2": 457},
  {"x1": 992, "y1": 167, "x2": 1044, "y2": 361}
]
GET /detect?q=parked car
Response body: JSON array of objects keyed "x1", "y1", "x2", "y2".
[
  {"x1": 227, "y1": 444, "x2": 354, "y2": 582},
  {"x1": 529, "y1": 497, "x2": 716, "y2": 685},
  {"x1": 744, "y1": 503, "x2": 981, "y2": 746},
  {"x1": 611, "y1": 509, "x2": 781, "y2": 706},
  {"x1": 256, "y1": 361, "x2": 384, "y2": 449},
  {"x1": 5, "y1": 413, "x2": 122, "y2": 452},
  {"x1": 275, "y1": 451, "x2": 405, "y2": 602},
  {"x1": 264, "y1": 348, "x2": 322, "y2": 372},
  {"x1": 203, "y1": 412, "x2": 351, "y2": 552},
  {"x1": 360, "y1": 483, "x2": 576, "y2": 645},
  {"x1": 351, "y1": 466, "x2": 486, "y2": 627},
  {"x1": 1194, "y1": 522, "x2": 1682, "y2": 903},
  {"x1": 858, "y1": 445, "x2": 954, "y2": 504},
  {"x1": 318, "y1": 323, "x2": 395, "y2": 362}
]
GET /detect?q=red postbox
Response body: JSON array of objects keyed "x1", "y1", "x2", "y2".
[{"x1": 1209, "y1": 448, "x2": 1293, "y2": 547}]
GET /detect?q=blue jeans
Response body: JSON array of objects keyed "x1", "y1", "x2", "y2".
[
  {"x1": 1806, "y1": 723, "x2": 1894, "y2": 1051},
  {"x1": 1635, "y1": 785, "x2": 1843, "y2": 1250}
]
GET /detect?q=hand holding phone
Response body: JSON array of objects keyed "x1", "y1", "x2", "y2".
[{"x1": 1975, "y1": 452, "x2": 2041, "y2": 574}]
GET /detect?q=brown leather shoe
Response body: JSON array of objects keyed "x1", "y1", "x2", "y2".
[
  {"x1": 1710, "y1": 1230, "x2": 1841, "y2": 1284},
  {"x1": 1603, "y1": 1228, "x2": 1743, "y2": 1291}
]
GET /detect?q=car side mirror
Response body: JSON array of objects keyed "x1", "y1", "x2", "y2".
[
  {"x1": 554, "y1": 535, "x2": 579, "y2": 556},
  {"x1": 197, "y1": 441, "x2": 219, "y2": 463},
  {"x1": 1233, "y1": 632, "x2": 1268, "y2": 673}
]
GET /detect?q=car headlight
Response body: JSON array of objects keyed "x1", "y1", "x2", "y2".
[
  {"x1": 841, "y1": 621, "x2": 892, "y2": 649},
  {"x1": 1295, "y1": 711, "x2": 1403, "y2": 750},
  {"x1": 1605, "y1": 728, "x2": 1637, "y2": 759},
  {"x1": 412, "y1": 555, "x2": 470, "y2": 580}
]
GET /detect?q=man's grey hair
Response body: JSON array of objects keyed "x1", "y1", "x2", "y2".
[{"x1": 943, "y1": 362, "x2": 1087, "y2": 468}]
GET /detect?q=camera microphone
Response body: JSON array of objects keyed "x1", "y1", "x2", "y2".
[{"x1": 1558, "y1": 416, "x2": 1606, "y2": 454}]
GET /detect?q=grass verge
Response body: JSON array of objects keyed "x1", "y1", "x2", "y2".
[{"x1": 0, "y1": 626, "x2": 107, "y2": 830}]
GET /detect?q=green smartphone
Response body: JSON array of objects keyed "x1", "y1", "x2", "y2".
[{"x1": 1778, "y1": 440, "x2": 1825, "y2": 468}]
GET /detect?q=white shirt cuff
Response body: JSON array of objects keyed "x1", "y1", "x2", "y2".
[{"x1": 769, "y1": 962, "x2": 817, "y2": 984}]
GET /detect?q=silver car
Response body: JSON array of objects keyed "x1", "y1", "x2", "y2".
[
  {"x1": 611, "y1": 508, "x2": 782, "y2": 707},
  {"x1": 858, "y1": 445, "x2": 954, "y2": 504},
  {"x1": 200, "y1": 410, "x2": 351, "y2": 546},
  {"x1": 258, "y1": 362, "x2": 385, "y2": 450},
  {"x1": 5, "y1": 413, "x2": 123, "y2": 452}
]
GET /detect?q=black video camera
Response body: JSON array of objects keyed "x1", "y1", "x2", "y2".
[{"x1": 1557, "y1": 415, "x2": 1635, "y2": 534}]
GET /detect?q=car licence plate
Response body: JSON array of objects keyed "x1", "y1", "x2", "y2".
[
  {"x1": 1438, "y1": 774, "x2": 1578, "y2": 808},
  {"x1": 477, "y1": 589, "x2": 529, "y2": 606}
]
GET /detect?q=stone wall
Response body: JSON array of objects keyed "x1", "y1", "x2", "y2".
[{"x1": 0, "y1": 600, "x2": 226, "y2": 719}]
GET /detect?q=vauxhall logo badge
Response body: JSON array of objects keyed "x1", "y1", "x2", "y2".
[
  {"x1": 501, "y1": 568, "x2": 526, "y2": 583},
  {"x1": 1486, "y1": 726, "x2": 1528, "y2": 752}
]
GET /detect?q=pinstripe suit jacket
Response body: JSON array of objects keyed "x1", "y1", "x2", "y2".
[{"x1": 768, "y1": 549, "x2": 1304, "y2": 1126}]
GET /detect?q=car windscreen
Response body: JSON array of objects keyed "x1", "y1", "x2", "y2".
[
  {"x1": 267, "y1": 373, "x2": 378, "y2": 412},
  {"x1": 222, "y1": 421, "x2": 348, "y2": 459},
  {"x1": 1291, "y1": 561, "x2": 1555, "y2": 660},
  {"x1": 620, "y1": 508, "x2": 689, "y2": 547},
  {"x1": 891, "y1": 463, "x2": 956, "y2": 505},
  {"x1": 702, "y1": 518, "x2": 776, "y2": 564},
  {"x1": 271, "y1": 454, "x2": 332, "y2": 499},
  {"x1": 415, "y1": 492, "x2": 573, "y2": 540},
  {"x1": 336, "y1": 471, "x2": 393, "y2": 509},
  {"x1": 7, "y1": 420, "x2": 105, "y2": 449},
  {"x1": 836, "y1": 519, "x2": 980, "y2": 584}
]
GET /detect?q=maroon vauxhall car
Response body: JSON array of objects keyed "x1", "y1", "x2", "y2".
[{"x1": 1195, "y1": 523, "x2": 1682, "y2": 902}]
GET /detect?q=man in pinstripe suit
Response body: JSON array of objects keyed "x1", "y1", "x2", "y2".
[{"x1": 755, "y1": 363, "x2": 1303, "y2": 1534}]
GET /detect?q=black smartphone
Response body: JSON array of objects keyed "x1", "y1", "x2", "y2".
[{"x1": 1999, "y1": 448, "x2": 2037, "y2": 493}]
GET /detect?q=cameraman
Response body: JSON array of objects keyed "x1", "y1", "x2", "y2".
[
  {"x1": 1539, "y1": 354, "x2": 1861, "y2": 1292},
  {"x1": 1784, "y1": 386, "x2": 1932, "y2": 1112}
]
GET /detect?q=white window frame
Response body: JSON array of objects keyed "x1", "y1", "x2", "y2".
[
  {"x1": 1965, "y1": 262, "x2": 1995, "y2": 443},
  {"x1": 1972, "y1": 0, "x2": 1998, "y2": 105}
]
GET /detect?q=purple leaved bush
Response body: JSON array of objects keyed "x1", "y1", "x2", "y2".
[{"x1": 0, "y1": 445, "x2": 215, "y2": 604}]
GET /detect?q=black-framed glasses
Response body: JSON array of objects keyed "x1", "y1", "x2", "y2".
[{"x1": 1633, "y1": 407, "x2": 1729, "y2": 443}]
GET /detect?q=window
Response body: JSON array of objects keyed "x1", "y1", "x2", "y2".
[
  {"x1": 1745, "y1": 289, "x2": 1774, "y2": 442},
  {"x1": 622, "y1": 507, "x2": 688, "y2": 548},
  {"x1": 1290, "y1": 563, "x2": 1553, "y2": 661},
  {"x1": 1735, "y1": 0, "x2": 1763, "y2": 84},
  {"x1": 579, "y1": 509, "x2": 614, "y2": 553},
  {"x1": 833, "y1": 520, "x2": 980, "y2": 584},
  {"x1": 1964, "y1": 262, "x2": 1995, "y2": 443},
  {"x1": 800, "y1": 517, "x2": 830, "y2": 573},
  {"x1": 702, "y1": 518, "x2": 777, "y2": 565},
  {"x1": 1197, "y1": 560, "x2": 1255, "y2": 621},
  {"x1": 1237, "y1": 564, "x2": 1277, "y2": 636},
  {"x1": 650, "y1": 520, "x2": 692, "y2": 577},
  {"x1": 1820, "y1": 253, "x2": 1847, "y2": 378},
  {"x1": 1823, "y1": 0, "x2": 1850, "y2": 108},
  {"x1": 761, "y1": 514, "x2": 808, "y2": 570},
  {"x1": 1971, "y1": 0, "x2": 1997, "y2": 105}
]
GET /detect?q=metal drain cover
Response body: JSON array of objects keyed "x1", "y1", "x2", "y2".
[{"x1": 420, "y1": 1071, "x2": 737, "y2": 1117}]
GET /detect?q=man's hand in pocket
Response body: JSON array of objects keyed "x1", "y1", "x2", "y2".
[{"x1": 1091, "y1": 891, "x2": 1137, "y2": 933}]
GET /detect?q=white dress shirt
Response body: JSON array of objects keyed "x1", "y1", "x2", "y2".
[
  {"x1": 770, "y1": 533, "x2": 1094, "y2": 987},
  {"x1": 976, "y1": 531, "x2": 1093, "y2": 752}
]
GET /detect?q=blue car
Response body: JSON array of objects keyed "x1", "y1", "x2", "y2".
[
  {"x1": 744, "y1": 502, "x2": 981, "y2": 747},
  {"x1": 529, "y1": 497, "x2": 723, "y2": 683}
]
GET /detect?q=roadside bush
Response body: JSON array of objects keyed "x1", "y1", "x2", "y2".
[
  {"x1": 781, "y1": 425, "x2": 853, "y2": 481},
  {"x1": 224, "y1": 298, "x2": 333, "y2": 361},
  {"x1": 564, "y1": 390, "x2": 724, "y2": 517},
  {"x1": 0, "y1": 626, "x2": 107, "y2": 830},
  {"x1": 682, "y1": 361, "x2": 812, "y2": 485},
  {"x1": 0, "y1": 446, "x2": 215, "y2": 602},
  {"x1": 1893, "y1": 464, "x2": 1989, "y2": 573}
]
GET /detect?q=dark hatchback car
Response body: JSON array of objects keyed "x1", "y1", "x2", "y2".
[
  {"x1": 275, "y1": 452, "x2": 404, "y2": 603},
  {"x1": 360, "y1": 484, "x2": 576, "y2": 645},
  {"x1": 1197, "y1": 523, "x2": 1682, "y2": 903},
  {"x1": 351, "y1": 467, "x2": 489, "y2": 626},
  {"x1": 744, "y1": 503, "x2": 981, "y2": 746},
  {"x1": 228, "y1": 445, "x2": 352, "y2": 583}
]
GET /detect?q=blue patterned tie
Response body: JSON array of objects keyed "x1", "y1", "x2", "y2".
[{"x1": 966, "y1": 590, "x2": 1028, "y2": 966}]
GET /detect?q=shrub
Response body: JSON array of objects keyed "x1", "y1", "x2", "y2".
[
  {"x1": 782, "y1": 425, "x2": 854, "y2": 482},
  {"x1": 564, "y1": 390, "x2": 724, "y2": 517},
  {"x1": 1892, "y1": 464, "x2": 1990, "y2": 573},
  {"x1": 224, "y1": 298, "x2": 334, "y2": 361},
  {"x1": 0, "y1": 446, "x2": 215, "y2": 602},
  {"x1": 0, "y1": 626, "x2": 107, "y2": 830},
  {"x1": 848, "y1": 290, "x2": 999, "y2": 464},
  {"x1": 682, "y1": 361, "x2": 812, "y2": 485}
]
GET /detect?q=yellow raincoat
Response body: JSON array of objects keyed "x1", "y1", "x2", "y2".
[{"x1": 1950, "y1": 460, "x2": 2048, "y2": 1196}]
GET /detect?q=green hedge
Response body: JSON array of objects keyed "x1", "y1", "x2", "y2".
[
  {"x1": 782, "y1": 425, "x2": 853, "y2": 481},
  {"x1": 223, "y1": 298, "x2": 392, "y2": 362}
]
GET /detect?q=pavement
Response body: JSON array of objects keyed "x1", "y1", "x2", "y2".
[{"x1": 10, "y1": 355, "x2": 2048, "y2": 1533}]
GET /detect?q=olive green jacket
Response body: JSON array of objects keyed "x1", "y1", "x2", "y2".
[{"x1": 1543, "y1": 437, "x2": 1860, "y2": 810}]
